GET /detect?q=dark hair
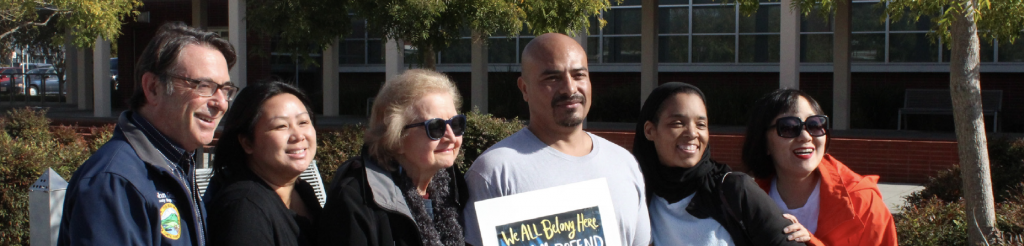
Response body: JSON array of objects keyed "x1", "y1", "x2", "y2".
[
  {"x1": 741, "y1": 89, "x2": 828, "y2": 179},
  {"x1": 212, "y1": 82, "x2": 314, "y2": 181},
  {"x1": 130, "y1": 21, "x2": 236, "y2": 111},
  {"x1": 632, "y1": 82, "x2": 707, "y2": 186}
]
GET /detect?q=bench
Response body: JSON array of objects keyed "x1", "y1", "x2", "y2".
[
  {"x1": 897, "y1": 89, "x2": 1003, "y2": 132},
  {"x1": 196, "y1": 160, "x2": 328, "y2": 207}
]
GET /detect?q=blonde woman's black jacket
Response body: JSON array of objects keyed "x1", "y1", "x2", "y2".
[{"x1": 316, "y1": 152, "x2": 467, "y2": 246}]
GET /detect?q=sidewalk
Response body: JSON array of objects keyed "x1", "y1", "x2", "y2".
[{"x1": 878, "y1": 183, "x2": 926, "y2": 213}]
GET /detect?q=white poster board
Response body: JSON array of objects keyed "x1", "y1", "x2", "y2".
[{"x1": 474, "y1": 178, "x2": 621, "y2": 246}]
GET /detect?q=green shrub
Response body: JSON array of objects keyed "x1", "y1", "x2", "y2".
[
  {"x1": 897, "y1": 197, "x2": 969, "y2": 246},
  {"x1": 3, "y1": 107, "x2": 51, "y2": 143},
  {"x1": 898, "y1": 137, "x2": 1024, "y2": 246},
  {"x1": 0, "y1": 108, "x2": 114, "y2": 245},
  {"x1": 456, "y1": 109, "x2": 524, "y2": 174},
  {"x1": 905, "y1": 137, "x2": 1024, "y2": 205},
  {"x1": 316, "y1": 124, "x2": 366, "y2": 187}
]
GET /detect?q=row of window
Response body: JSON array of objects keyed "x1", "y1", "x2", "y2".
[{"x1": 335, "y1": 1, "x2": 1024, "y2": 65}]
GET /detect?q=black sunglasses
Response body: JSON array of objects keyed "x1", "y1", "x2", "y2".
[
  {"x1": 770, "y1": 115, "x2": 829, "y2": 138},
  {"x1": 403, "y1": 115, "x2": 466, "y2": 140}
]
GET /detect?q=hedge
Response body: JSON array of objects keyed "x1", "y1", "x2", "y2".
[
  {"x1": 897, "y1": 137, "x2": 1024, "y2": 245},
  {"x1": 0, "y1": 108, "x2": 113, "y2": 245}
]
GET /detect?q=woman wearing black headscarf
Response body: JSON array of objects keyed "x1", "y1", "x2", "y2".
[{"x1": 633, "y1": 82, "x2": 808, "y2": 246}]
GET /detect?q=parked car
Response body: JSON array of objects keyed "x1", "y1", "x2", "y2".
[
  {"x1": 25, "y1": 67, "x2": 62, "y2": 96},
  {"x1": 0, "y1": 67, "x2": 24, "y2": 94}
]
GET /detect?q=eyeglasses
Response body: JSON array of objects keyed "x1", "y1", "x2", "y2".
[
  {"x1": 770, "y1": 115, "x2": 829, "y2": 138},
  {"x1": 403, "y1": 115, "x2": 466, "y2": 140},
  {"x1": 167, "y1": 74, "x2": 239, "y2": 100}
]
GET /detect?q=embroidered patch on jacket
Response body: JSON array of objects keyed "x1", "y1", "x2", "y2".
[{"x1": 159, "y1": 203, "x2": 182, "y2": 240}]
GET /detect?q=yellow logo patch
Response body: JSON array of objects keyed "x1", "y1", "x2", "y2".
[{"x1": 159, "y1": 203, "x2": 181, "y2": 240}]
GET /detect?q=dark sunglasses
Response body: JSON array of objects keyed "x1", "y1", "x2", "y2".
[
  {"x1": 770, "y1": 115, "x2": 829, "y2": 138},
  {"x1": 403, "y1": 115, "x2": 467, "y2": 140}
]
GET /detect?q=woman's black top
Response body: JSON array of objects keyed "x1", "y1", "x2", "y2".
[{"x1": 206, "y1": 168, "x2": 322, "y2": 246}]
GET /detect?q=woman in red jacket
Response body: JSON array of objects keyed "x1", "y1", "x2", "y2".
[{"x1": 741, "y1": 89, "x2": 897, "y2": 246}]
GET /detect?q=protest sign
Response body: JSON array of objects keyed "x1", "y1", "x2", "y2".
[{"x1": 474, "y1": 178, "x2": 620, "y2": 246}]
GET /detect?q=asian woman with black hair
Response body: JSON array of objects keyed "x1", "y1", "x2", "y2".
[
  {"x1": 741, "y1": 89, "x2": 896, "y2": 246},
  {"x1": 205, "y1": 81, "x2": 321, "y2": 246}
]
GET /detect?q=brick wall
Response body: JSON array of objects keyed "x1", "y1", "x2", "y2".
[{"x1": 591, "y1": 130, "x2": 957, "y2": 184}]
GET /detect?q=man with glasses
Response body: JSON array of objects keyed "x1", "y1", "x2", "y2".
[
  {"x1": 59, "y1": 22, "x2": 236, "y2": 246},
  {"x1": 461, "y1": 33, "x2": 651, "y2": 246}
]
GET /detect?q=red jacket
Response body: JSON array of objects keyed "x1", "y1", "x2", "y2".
[{"x1": 755, "y1": 154, "x2": 898, "y2": 246}]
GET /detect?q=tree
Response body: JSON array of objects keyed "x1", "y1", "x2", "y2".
[
  {"x1": 349, "y1": 0, "x2": 615, "y2": 70},
  {"x1": 246, "y1": 0, "x2": 351, "y2": 65},
  {"x1": 736, "y1": 0, "x2": 1024, "y2": 244},
  {"x1": 1, "y1": 0, "x2": 141, "y2": 51}
]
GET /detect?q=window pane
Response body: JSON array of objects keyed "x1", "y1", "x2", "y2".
[
  {"x1": 944, "y1": 39, "x2": 994, "y2": 62},
  {"x1": 998, "y1": 37, "x2": 1024, "y2": 62},
  {"x1": 693, "y1": 6, "x2": 735, "y2": 33},
  {"x1": 350, "y1": 18, "x2": 366, "y2": 38},
  {"x1": 440, "y1": 39, "x2": 471, "y2": 64},
  {"x1": 851, "y1": 34, "x2": 885, "y2": 62},
  {"x1": 739, "y1": 4, "x2": 779, "y2": 33},
  {"x1": 588, "y1": 37, "x2": 601, "y2": 63},
  {"x1": 661, "y1": 0, "x2": 689, "y2": 4},
  {"x1": 404, "y1": 46, "x2": 419, "y2": 65},
  {"x1": 604, "y1": 8, "x2": 642, "y2": 35},
  {"x1": 590, "y1": 15, "x2": 600, "y2": 36},
  {"x1": 339, "y1": 40, "x2": 365, "y2": 64},
  {"x1": 801, "y1": 7, "x2": 833, "y2": 32},
  {"x1": 852, "y1": 3, "x2": 885, "y2": 32},
  {"x1": 614, "y1": 0, "x2": 641, "y2": 6},
  {"x1": 659, "y1": 7, "x2": 689, "y2": 34},
  {"x1": 488, "y1": 38, "x2": 516, "y2": 63},
  {"x1": 659, "y1": 36, "x2": 689, "y2": 62},
  {"x1": 801, "y1": 34, "x2": 832, "y2": 62},
  {"x1": 889, "y1": 10, "x2": 932, "y2": 31},
  {"x1": 739, "y1": 35, "x2": 779, "y2": 62},
  {"x1": 518, "y1": 37, "x2": 533, "y2": 63},
  {"x1": 368, "y1": 30, "x2": 383, "y2": 39},
  {"x1": 889, "y1": 33, "x2": 937, "y2": 62},
  {"x1": 603, "y1": 36, "x2": 642, "y2": 63},
  {"x1": 368, "y1": 40, "x2": 383, "y2": 64},
  {"x1": 692, "y1": 35, "x2": 734, "y2": 62},
  {"x1": 693, "y1": 0, "x2": 733, "y2": 3}
]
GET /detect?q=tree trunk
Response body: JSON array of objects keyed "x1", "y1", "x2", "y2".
[
  {"x1": 949, "y1": 0, "x2": 998, "y2": 245},
  {"x1": 423, "y1": 46, "x2": 436, "y2": 70}
]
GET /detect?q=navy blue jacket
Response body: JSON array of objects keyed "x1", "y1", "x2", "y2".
[{"x1": 58, "y1": 111, "x2": 207, "y2": 246}]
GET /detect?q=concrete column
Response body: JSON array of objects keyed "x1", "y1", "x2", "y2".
[
  {"x1": 65, "y1": 30, "x2": 78, "y2": 105},
  {"x1": 77, "y1": 47, "x2": 94, "y2": 110},
  {"x1": 229, "y1": 0, "x2": 247, "y2": 88},
  {"x1": 385, "y1": 38, "x2": 404, "y2": 80},
  {"x1": 779, "y1": 0, "x2": 801, "y2": 89},
  {"x1": 471, "y1": 31, "x2": 488, "y2": 113},
  {"x1": 833, "y1": 1, "x2": 852, "y2": 130},
  {"x1": 94, "y1": 37, "x2": 112, "y2": 117},
  {"x1": 640, "y1": 0, "x2": 659, "y2": 106},
  {"x1": 192, "y1": 0, "x2": 208, "y2": 30},
  {"x1": 322, "y1": 38, "x2": 340, "y2": 116}
]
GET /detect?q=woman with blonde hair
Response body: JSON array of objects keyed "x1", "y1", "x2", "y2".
[{"x1": 318, "y1": 69, "x2": 466, "y2": 246}]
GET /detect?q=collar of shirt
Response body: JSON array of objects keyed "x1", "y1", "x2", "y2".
[{"x1": 129, "y1": 111, "x2": 196, "y2": 175}]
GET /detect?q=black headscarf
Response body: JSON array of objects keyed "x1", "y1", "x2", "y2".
[{"x1": 633, "y1": 82, "x2": 731, "y2": 212}]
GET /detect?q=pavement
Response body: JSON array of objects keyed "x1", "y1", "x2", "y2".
[{"x1": 878, "y1": 182, "x2": 926, "y2": 213}]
